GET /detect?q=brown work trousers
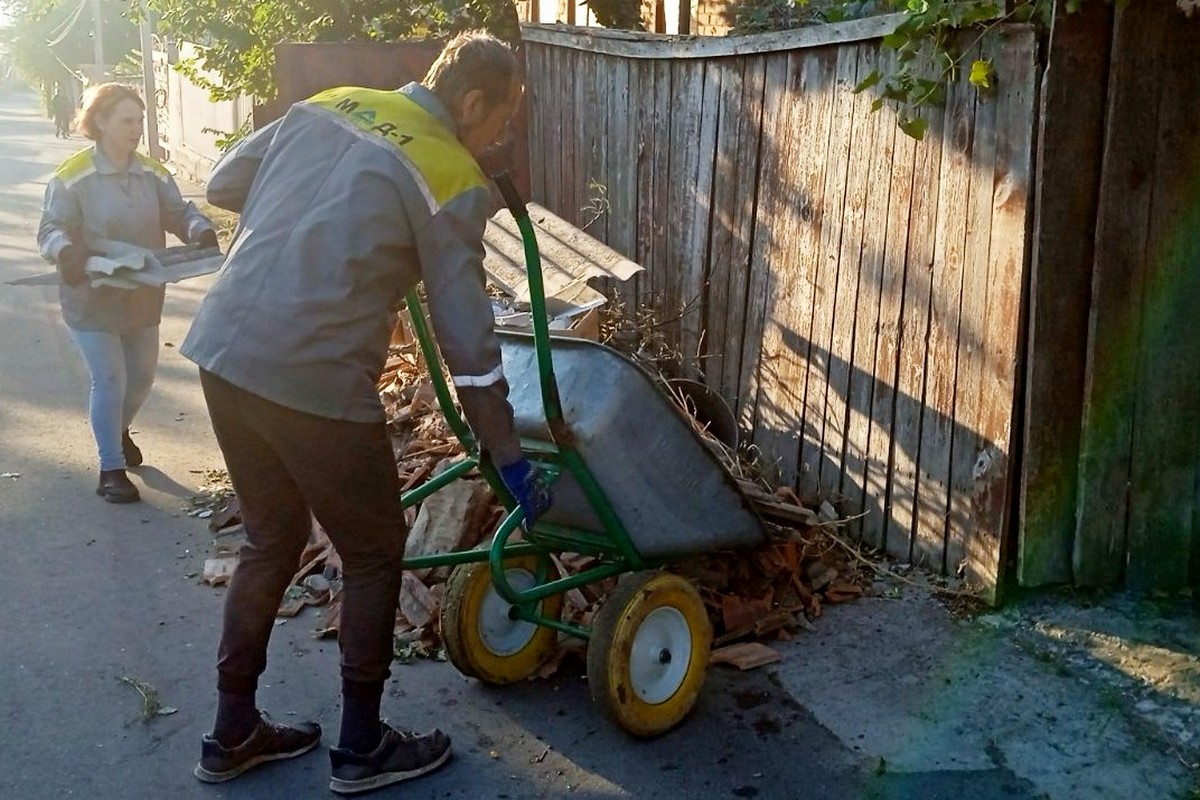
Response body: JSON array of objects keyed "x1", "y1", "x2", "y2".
[{"x1": 199, "y1": 370, "x2": 406, "y2": 694}]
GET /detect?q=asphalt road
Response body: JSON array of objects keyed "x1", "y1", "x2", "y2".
[{"x1": 0, "y1": 85, "x2": 1046, "y2": 800}]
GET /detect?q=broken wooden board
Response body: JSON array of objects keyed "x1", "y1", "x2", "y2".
[
  {"x1": 202, "y1": 556, "x2": 237, "y2": 586},
  {"x1": 710, "y1": 642, "x2": 783, "y2": 670},
  {"x1": 398, "y1": 572, "x2": 436, "y2": 629},
  {"x1": 404, "y1": 478, "x2": 493, "y2": 579}
]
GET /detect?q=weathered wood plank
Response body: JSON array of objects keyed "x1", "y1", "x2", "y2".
[
  {"x1": 837, "y1": 44, "x2": 889, "y2": 527},
  {"x1": 632, "y1": 60, "x2": 658, "y2": 309},
  {"x1": 663, "y1": 60, "x2": 705, "y2": 357},
  {"x1": 1075, "y1": 4, "x2": 1165, "y2": 586},
  {"x1": 1195, "y1": 445, "x2": 1200, "y2": 585},
  {"x1": 678, "y1": 61, "x2": 721, "y2": 377},
  {"x1": 607, "y1": 57, "x2": 637, "y2": 280},
  {"x1": 650, "y1": 60, "x2": 674, "y2": 317},
  {"x1": 578, "y1": 51, "x2": 600, "y2": 234},
  {"x1": 751, "y1": 49, "x2": 835, "y2": 489},
  {"x1": 714, "y1": 58, "x2": 768, "y2": 422},
  {"x1": 547, "y1": 45, "x2": 566, "y2": 214},
  {"x1": 736, "y1": 57, "x2": 786, "y2": 438},
  {"x1": 531, "y1": 45, "x2": 549, "y2": 205},
  {"x1": 522, "y1": 14, "x2": 931, "y2": 59},
  {"x1": 822, "y1": 43, "x2": 874, "y2": 504},
  {"x1": 945, "y1": 36, "x2": 999, "y2": 586},
  {"x1": 885, "y1": 106, "x2": 942, "y2": 562},
  {"x1": 526, "y1": 45, "x2": 546, "y2": 204},
  {"x1": 592, "y1": 54, "x2": 614, "y2": 295},
  {"x1": 703, "y1": 57, "x2": 748, "y2": 403},
  {"x1": 1018, "y1": 0, "x2": 1113, "y2": 587},
  {"x1": 967, "y1": 27, "x2": 1037, "y2": 602},
  {"x1": 860, "y1": 45, "x2": 913, "y2": 549},
  {"x1": 772, "y1": 49, "x2": 836, "y2": 492},
  {"x1": 545, "y1": 45, "x2": 563, "y2": 211},
  {"x1": 798, "y1": 44, "x2": 857, "y2": 503},
  {"x1": 590, "y1": 54, "x2": 612, "y2": 246},
  {"x1": 912, "y1": 50, "x2": 974, "y2": 573},
  {"x1": 1124, "y1": 11, "x2": 1200, "y2": 592},
  {"x1": 557, "y1": 47, "x2": 578, "y2": 222}
]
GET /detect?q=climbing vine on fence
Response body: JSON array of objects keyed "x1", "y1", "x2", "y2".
[
  {"x1": 853, "y1": 0, "x2": 1052, "y2": 139},
  {"x1": 735, "y1": 0, "x2": 1196, "y2": 140}
]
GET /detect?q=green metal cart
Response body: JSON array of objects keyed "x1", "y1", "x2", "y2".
[{"x1": 398, "y1": 175, "x2": 765, "y2": 737}]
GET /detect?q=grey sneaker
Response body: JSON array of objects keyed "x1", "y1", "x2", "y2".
[
  {"x1": 193, "y1": 713, "x2": 321, "y2": 783},
  {"x1": 328, "y1": 723, "x2": 452, "y2": 795}
]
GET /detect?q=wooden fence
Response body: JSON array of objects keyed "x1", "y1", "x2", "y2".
[
  {"x1": 523, "y1": 17, "x2": 1038, "y2": 600},
  {"x1": 1020, "y1": 0, "x2": 1200, "y2": 591}
]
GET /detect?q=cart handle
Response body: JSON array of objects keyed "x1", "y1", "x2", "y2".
[
  {"x1": 490, "y1": 173, "x2": 566, "y2": 435},
  {"x1": 486, "y1": 173, "x2": 642, "y2": 569}
]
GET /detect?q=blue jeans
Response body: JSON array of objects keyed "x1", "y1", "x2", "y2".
[{"x1": 68, "y1": 325, "x2": 159, "y2": 470}]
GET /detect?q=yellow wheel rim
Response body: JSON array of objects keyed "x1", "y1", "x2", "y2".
[
  {"x1": 588, "y1": 572, "x2": 712, "y2": 737},
  {"x1": 440, "y1": 556, "x2": 563, "y2": 685}
]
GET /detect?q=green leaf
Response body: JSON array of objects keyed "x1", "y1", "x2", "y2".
[
  {"x1": 899, "y1": 116, "x2": 929, "y2": 141},
  {"x1": 854, "y1": 70, "x2": 883, "y2": 94},
  {"x1": 968, "y1": 58, "x2": 995, "y2": 90},
  {"x1": 871, "y1": 98, "x2": 885, "y2": 112},
  {"x1": 882, "y1": 32, "x2": 909, "y2": 50}
]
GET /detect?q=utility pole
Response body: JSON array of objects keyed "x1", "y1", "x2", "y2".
[
  {"x1": 139, "y1": 2, "x2": 162, "y2": 158},
  {"x1": 89, "y1": 0, "x2": 105, "y2": 79}
]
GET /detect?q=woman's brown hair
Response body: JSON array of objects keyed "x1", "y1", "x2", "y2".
[{"x1": 75, "y1": 83, "x2": 144, "y2": 141}]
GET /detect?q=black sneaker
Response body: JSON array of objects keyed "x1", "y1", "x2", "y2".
[
  {"x1": 194, "y1": 713, "x2": 321, "y2": 783},
  {"x1": 122, "y1": 429, "x2": 143, "y2": 467},
  {"x1": 329, "y1": 723, "x2": 452, "y2": 795},
  {"x1": 96, "y1": 469, "x2": 139, "y2": 503}
]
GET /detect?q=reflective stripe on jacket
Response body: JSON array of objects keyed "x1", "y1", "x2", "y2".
[{"x1": 37, "y1": 146, "x2": 213, "y2": 331}]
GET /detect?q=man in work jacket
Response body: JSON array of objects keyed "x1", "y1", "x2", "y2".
[{"x1": 181, "y1": 31, "x2": 549, "y2": 795}]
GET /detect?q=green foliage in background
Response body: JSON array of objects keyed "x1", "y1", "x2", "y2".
[
  {"x1": 853, "y1": 0, "x2": 1034, "y2": 139},
  {"x1": 143, "y1": 0, "x2": 522, "y2": 101},
  {"x1": 729, "y1": 0, "x2": 1061, "y2": 138},
  {"x1": 0, "y1": 0, "x2": 139, "y2": 90},
  {"x1": 730, "y1": 0, "x2": 905, "y2": 33},
  {"x1": 584, "y1": 0, "x2": 646, "y2": 29}
]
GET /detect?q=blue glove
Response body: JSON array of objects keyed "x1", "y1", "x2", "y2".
[{"x1": 498, "y1": 458, "x2": 552, "y2": 528}]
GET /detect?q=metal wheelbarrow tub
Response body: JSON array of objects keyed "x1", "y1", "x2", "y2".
[{"x1": 497, "y1": 329, "x2": 766, "y2": 558}]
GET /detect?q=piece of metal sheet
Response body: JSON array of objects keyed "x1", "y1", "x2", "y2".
[
  {"x1": 6, "y1": 242, "x2": 223, "y2": 288},
  {"x1": 498, "y1": 330, "x2": 765, "y2": 558},
  {"x1": 483, "y1": 203, "x2": 643, "y2": 318}
]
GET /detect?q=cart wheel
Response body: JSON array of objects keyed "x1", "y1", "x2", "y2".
[
  {"x1": 440, "y1": 555, "x2": 564, "y2": 685},
  {"x1": 587, "y1": 571, "x2": 712, "y2": 737}
]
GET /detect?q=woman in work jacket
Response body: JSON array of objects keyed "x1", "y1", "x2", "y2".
[{"x1": 37, "y1": 83, "x2": 217, "y2": 503}]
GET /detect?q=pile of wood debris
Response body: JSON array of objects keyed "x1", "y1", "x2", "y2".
[{"x1": 199, "y1": 303, "x2": 882, "y2": 674}]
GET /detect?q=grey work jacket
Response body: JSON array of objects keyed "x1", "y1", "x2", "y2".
[
  {"x1": 181, "y1": 83, "x2": 521, "y2": 465},
  {"x1": 38, "y1": 146, "x2": 214, "y2": 332}
]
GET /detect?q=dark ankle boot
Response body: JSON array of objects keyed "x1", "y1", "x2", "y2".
[
  {"x1": 122, "y1": 429, "x2": 143, "y2": 467},
  {"x1": 96, "y1": 469, "x2": 140, "y2": 503}
]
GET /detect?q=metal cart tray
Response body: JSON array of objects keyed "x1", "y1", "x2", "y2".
[{"x1": 498, "y1": 330, "x2": 765, "y2": 558}]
